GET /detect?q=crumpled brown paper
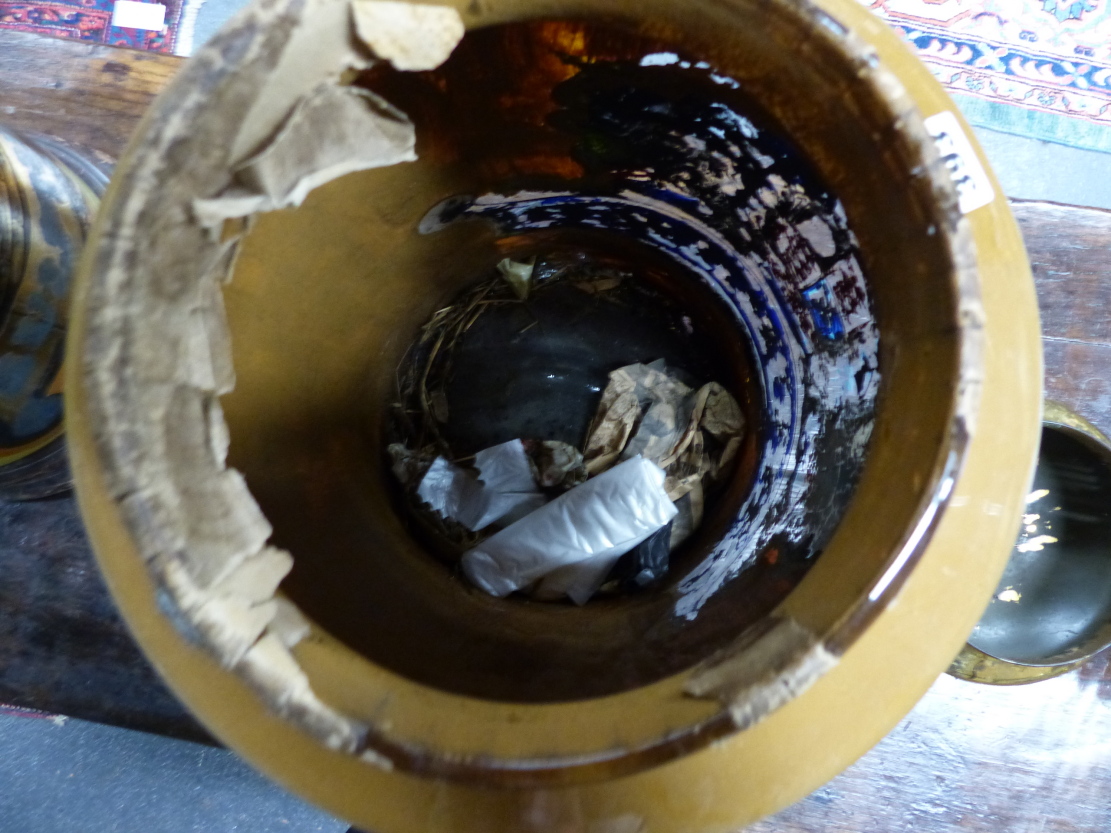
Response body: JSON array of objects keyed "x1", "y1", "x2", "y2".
[
  {"x1": 528, "y1": 440, "x2": 588, "y2": 490},
  {"x1": 583, "y1": 370, "x2": 642, "y2": 475},
  {"x1": 583, "y1": 361, "x2": 744, "y2": 545}
]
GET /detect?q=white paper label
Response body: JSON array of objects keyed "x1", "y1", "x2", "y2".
[
  {"x1": 924, "y1": 111, "x2": 995, "y2": 214},
  {"x1": 111, "y1": 0, "x2": 166, "y2": 30}
]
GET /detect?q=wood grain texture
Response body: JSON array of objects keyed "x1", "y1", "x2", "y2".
[
  {"x1": 0, "y1": 30, "x2": 180, "y2": 162},
  {"x1": 0, "y1": 494, "x2": 212, "y2": 744},
  {"x1": 1014, "y1": 198, "x2": 1111, "y2": 439},
  {"x1": 1044, "y1": 338, "x2": 1111, "y2": 440},
  {"x1": 752, "y1": 649, "x2": 1111, "y2": 832},
  {"x1": 6, "y1": 29, "x2": 1111, "y2": 832},
  {"x1": 1015, "y1": 200, "x2": 1111, "y2": 349}
]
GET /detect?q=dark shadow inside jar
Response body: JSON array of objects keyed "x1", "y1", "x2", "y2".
[{"x1": 383, "y1": 229, "x2": 764, "y2": 587}]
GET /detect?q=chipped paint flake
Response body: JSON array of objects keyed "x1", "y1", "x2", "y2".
[{"x1": 686, "y1": 617, "x2": 838, "y2": 730}]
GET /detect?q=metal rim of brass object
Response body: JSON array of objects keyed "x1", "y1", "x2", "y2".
[
  {"x1": 0, "y1": 129, "x2": 103, "y2": 500},
  {"x1": 64, "y1": 0, "x2": 1042, "y2": 830},
  {"x1": 949, "y1": 401, "x2": 1111, "y2": 686}
]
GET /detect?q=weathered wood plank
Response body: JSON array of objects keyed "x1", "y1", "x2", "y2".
[
  {"x1": 754, "y1": 650, "x2": 1111, "y2": 832},
  {"x1": 0, "y1": 495, "x2": 212, "y2": 743},
  {"x1": 1044, "y1": 337, "x2": 1111, "y2": 439},
  {"x1": 1015, "y1": 199, "x2": 1111, "y2": 349},
  {"x1": 0, "y1": 30, "x2": 181, "y2": 162}
]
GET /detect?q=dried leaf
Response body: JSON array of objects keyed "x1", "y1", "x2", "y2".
[
  {"x1": 573, "y1": 276, "x2": 623, "y2": 294},
  {"x1": 496, "y1": 257, "x2": 536, "y2": 300},
  {"x1": 429, "y1": 387, "x2": 449, "y2": 423},
  {"x1": 701, "y1": 382, "x2": 744, "y2": 440},
  {"x1": 531, "y1": 440, "x2": 588, "y2": 490}
]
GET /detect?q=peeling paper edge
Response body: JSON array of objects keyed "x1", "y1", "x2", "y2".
[
  {"x1": 79, "y1": 0, "x2": 462, "y2": 762},
  {"x1": 684, "y1": 617, "x2": 837, "y2": 731},
  {"x1": 351, "y1": 0, "x2": 465, "y2": 71},
  {"x1": 882, "y1": 83, "x2": 986, "y2": 443},
  {"x1": 199, "y1": 83, "x2": 418, "y2": 224}
]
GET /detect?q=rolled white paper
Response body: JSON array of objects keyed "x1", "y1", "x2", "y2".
[{"x1": 462, "y1": 456, "x2": 678, "y2": 601}]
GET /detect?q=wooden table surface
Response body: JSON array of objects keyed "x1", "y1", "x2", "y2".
[{"x1": 4, "y1": 26, "x2": 1111, "y2": 832}]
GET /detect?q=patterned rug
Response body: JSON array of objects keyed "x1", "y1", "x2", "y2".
[
  {"x1": 0, "y1": 0, "x2": 197, "y2": 54},
  {"x1": 2, "y1": 0, "x2": 1109, "y2": 146},
  {"x1": 865, "y1": 0, "x2": 1111, "y2": 151}
]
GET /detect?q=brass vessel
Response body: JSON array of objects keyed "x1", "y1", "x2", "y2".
[{"x1": 0, "y1": 128, "x2": 103, "y2": 500}]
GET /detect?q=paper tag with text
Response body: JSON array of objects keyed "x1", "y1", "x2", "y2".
[
  {"x1": 111, "y1": 0, "x2": 166, "y2": 31},
  {"x1": 924, "y1": 111, "x2": 995, "y2": 215}
]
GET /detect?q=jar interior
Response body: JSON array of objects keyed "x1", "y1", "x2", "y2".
[{"x1": 217, "y1": 13, "x2": 959, "y2": 704}]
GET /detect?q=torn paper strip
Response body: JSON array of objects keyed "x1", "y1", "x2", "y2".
[
  {"x1": 351, "y1": 0, "x2": 465, "y2": 71},
  {"x1": 470, "y1": 439, "x2": 547, "y2": 529},
  {"x1": 194, "y1": 83, "x2": 423, "y2": 227},
  {"x1": 416, "y1": 440, "x2": 545, "y2": 532},
  {"x1": 237, "y1": 85, "x2": 415, "y2": 214},
  {"x1": 78, "y1": 0, "x2": 469, "y2": 763}
]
